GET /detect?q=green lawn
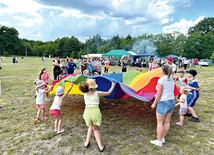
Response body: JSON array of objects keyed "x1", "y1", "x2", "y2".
[{"x1": 0, "y1": 57, "x2": 213, "y2": 155}]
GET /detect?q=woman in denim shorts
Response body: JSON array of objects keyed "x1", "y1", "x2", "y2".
[{"x1": 150, "y1": 64, "x2": 175, "y2": 147}]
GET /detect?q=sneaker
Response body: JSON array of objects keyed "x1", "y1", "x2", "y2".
[
  {"x1": 150, "y1": 140, "x2": 163, "y2": 146},
  {"x1": 176, "y1": 122, "x2": 183, "y2": 126},
  {"x1": 57, "y1": 129, "x2": 64, "y2": 134},
  {"x1": 188, "y1": 117, "x2": 200, "y2": 122},
  {"x1": 162, "y1": 138, "x2": 165, "y2": 143},
  {"x1": 54, "y1": 129, "x2": 57, "y2": 132},
  {"x1": 184, "y1": 113, "x2": 192, "y2": 117}
]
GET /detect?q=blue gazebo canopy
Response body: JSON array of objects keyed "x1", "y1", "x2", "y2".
[
  {"x1": 167, "y1": 54, "x2": 179, "y2": 59},
  {"x1": 134, "y1": 52, "x2": 154, "y2": 60}
]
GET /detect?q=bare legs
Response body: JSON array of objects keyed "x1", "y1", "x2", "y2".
[
  {"x1": 179, "y1": 115, "x2": 184, "y2": 124},
  {"x1": 36, "y1": 109, "x2": 41, "y2": 119},
  {"x1": 85, "y1": 125, "x2": 104, "y2": 150},
  {"x1": 188, "y1": 107, "x2": 198, "y2": 118},
  {"x1": 54, "y1": 115, "x2": 63, "y2": 132},
  {"x1": 85, "y1": 126, "x2": 93, "y2": 146},
  {"x1": 156, "y1": 113, "x2": 172, "y2": 141}
]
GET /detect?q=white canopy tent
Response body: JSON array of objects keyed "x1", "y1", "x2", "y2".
[{"x1": 82, "y1": 54, "x2": 102, "y2": 58}]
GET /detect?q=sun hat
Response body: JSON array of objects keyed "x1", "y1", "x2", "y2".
[
  {"x1": 186, "y1": 69, "x2": 197, "y2": 77},
  {"x1": 56, "y1": 86, "x2": 64, "y2": 95},
  {"x1": 86, "y1": 79, "x2": 98, "y2": 89},
  {"x1": 35, "y1": 80, "x2": 45, "y2": 88},
  {"x1": 167, "y1": 57, "x2": 173, "y2": 61}
]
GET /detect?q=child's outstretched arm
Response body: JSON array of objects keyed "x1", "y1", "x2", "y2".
[
  {"x1": 44, "y1": 85, "x2": 54, "y2": 93},
  {"x1": 98, "y1": 82, "x2": 116, "y2": 97},
  {"x1": 60, "y1": 83, "x2": 74, "y2": 100}
]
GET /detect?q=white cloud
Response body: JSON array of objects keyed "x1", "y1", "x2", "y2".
[
  {"x1": 0, "y1": 0, "x2": 197, "y2": 41},
  {"x1": 162, "y1": 16, "x2": 205, "y2": 34},
  {"x1": 49, "y1": 11, "x2": 54, "y2": 17},
  {"x1": 125, "y1": 17, "x2": 148, "y2": 25}
]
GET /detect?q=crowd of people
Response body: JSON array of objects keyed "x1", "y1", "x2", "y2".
[{"x1": 32, "y1": 55, "x2": 201, "y2": 152}]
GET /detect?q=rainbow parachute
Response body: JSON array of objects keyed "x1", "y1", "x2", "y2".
[{"x1": 49, "y1": 68, "x2": 179, "y2": 102}]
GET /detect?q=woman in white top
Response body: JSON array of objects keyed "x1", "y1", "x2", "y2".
[
  {"x1": 78, "y1": 79, "x2": 115, "y2": 152},
  {"x1": 150, "y1": 64, "x2": 175, "y2": 147}
]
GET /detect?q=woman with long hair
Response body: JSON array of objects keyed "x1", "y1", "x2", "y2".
[{"x1": 150, "y1": 64, "x2": 175, "y2": 146}]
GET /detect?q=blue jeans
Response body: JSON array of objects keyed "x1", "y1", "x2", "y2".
[{"x1": 156, "y1": 99, "x2": 175, "y2": 115}]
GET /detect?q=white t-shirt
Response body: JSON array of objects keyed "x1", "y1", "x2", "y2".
[
  {"x1": 171, "y1": 63, "x2": 176, "y2": 78},
  {"x1": 36, "y1": 89, "x2": 45, "y2": 104},
  {"x1": 178, "y1": 94, "x2": 187, "y2": 108},
  {"x1": 84, "y1": 91, "x2": 99, "y2": 108},
  {"x1": 157, "y1": 75, "x2": 175, "y2": 101},
  {"x1": 50, "y1": 96, "x2": 62, "y2": 110}
]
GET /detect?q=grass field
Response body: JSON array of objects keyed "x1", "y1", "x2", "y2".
[{"x1": 0, "y1": 57, "x2": 214, "y2": 155}]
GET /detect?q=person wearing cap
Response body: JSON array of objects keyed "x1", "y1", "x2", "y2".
[
  {"x1": 34, "y1": 80, "x2": 53, "y2": 124},
  {"x1": 174, "y1": 70, "x2": 188, "y2": 88},
  {"x1": 185, "y1": 69, "x2": 200, "y2": 122},
  {"x1": 49, "y1": 83, "x2": 73, "y2": 134},
  {"x1": 167, "y1": 57, "x2": 177, "y2": 78},
  {"x1": 78, "y1": 79, "x2": 115, "y2": 152}
]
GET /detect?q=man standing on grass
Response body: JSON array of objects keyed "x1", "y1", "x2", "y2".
[
  {"x1": 167, "y1": 57, "x2": 176, "y2": 78},
  {"x1": 53, "y1": 57, "x2": 60, "y2": 80}
]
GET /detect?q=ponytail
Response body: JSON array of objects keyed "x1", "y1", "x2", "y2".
[
  {"x1": 167, "y1": 66, "x2": 173, "y2": 80},
  {"x1": 162, "y1": 64, "x2": 173, "y2": 80}
]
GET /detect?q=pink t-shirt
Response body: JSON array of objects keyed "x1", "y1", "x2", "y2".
[
  {"x1": 41, "y1": 73, "x2": 49, "y2": 84},
  {"x1": 150, "y1": 63, "x2": 158, "y2": 71}
]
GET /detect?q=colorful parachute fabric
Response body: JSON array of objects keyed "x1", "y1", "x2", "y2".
[{"x1": 49, "y1": 68, "x2": 178, "y2": 102}]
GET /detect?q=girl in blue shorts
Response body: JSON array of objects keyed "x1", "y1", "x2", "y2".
[
  {"x1": 78, "y1": 79, "x2": 115, "y2": 152},
  {"x1": 185, "y1": 69, "x2": 200, "y2": 122},
  {"x1": 150, "y1": 64, "x2": 175, "y2": 147}
]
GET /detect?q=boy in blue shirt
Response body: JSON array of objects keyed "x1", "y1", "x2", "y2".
[{"x1": 185, "y1": 69, "x2": 200, "y2": 122}]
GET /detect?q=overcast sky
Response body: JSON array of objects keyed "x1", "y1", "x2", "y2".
[{"x1": 0, "y1": 0, "x2": 213, "y2": 42}]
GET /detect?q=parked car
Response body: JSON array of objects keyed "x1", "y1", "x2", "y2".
[{"x1": 198, "y1": 59, "x2": 209, "y2": 66}]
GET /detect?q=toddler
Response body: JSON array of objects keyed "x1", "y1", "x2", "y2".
[
  {"x1": 49, "y1": 83, "x2": 73, "y2": 134},
  {"x1": 34, "y1": 80, "x2": 53, "y2": 124},
  {"x1": 175, "y1": 87, "x2": 188, "y2": 126}
]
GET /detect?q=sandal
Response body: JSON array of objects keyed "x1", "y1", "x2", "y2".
[
  {"x1": 42, "y1": 116, "x2": 48, "y2": 120},
  {"x1": 57, "y1": 129, "x2": 64, "y2": 134},
  {"x1": 99, "y1": 145, "x2": 105, "y2": 152},
  {"x1": 45, "y1": 98, "x2": 51, "y2": 102},
  {"x1": 84, "y1": 142, "x2": 90, "y2": 148}
]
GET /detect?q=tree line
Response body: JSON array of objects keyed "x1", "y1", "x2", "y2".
[{"x1": 0, "y1": 17, "x2": 214, "y2": 59}]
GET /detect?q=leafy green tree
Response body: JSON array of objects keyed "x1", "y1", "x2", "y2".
[
  {"x1": 210, "y1": 52, "x2": 214, "y2": 61},
  {"x1": 0, "y1": 26, "x2": 21, "y2": 55},
  {"x1": 188, "y1": 17, "x2": 214, "y2": 35}
]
